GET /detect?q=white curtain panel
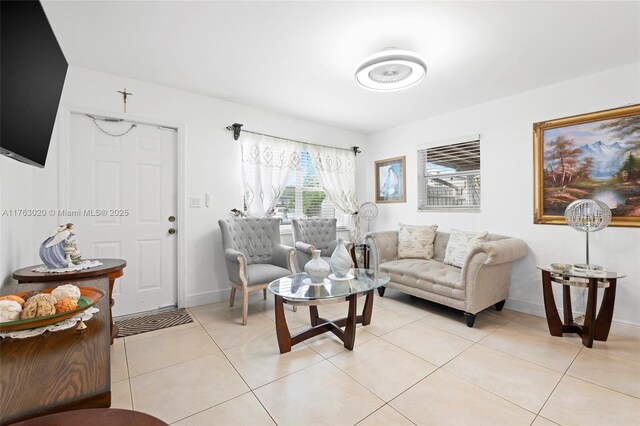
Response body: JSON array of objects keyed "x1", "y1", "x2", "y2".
[
  {"x1": 308, "y1": 145, "x2": 361, "y2": 241},
  {"x1": 240, "y1": 133, "x2": 300, "y2": 217}
]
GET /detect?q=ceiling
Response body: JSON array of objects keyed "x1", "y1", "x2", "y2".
[{"x1": 42, "y1": 1, "x2": 640, "y2": 135}]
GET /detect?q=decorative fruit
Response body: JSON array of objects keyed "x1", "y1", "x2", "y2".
[
  {"x1": 0, "y1": 295, "x2": 25, "y2": 306},
  {"x1": 54, "y1": 298, "x2": 78, "y2": 313},
  {"x1": 0, "y1": 300, "x2": 22, "y2": 323},
  {"x1": 52, "y1": 284, "x2": 81, "y2": 301}
]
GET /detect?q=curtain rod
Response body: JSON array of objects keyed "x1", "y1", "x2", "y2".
[{"x1": 225, "y1": 123, "x2": 361, "y2": 156}]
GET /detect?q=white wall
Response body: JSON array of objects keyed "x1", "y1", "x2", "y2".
[
  {"x1": 361, "y1": 62, "x2": 640, "y2": 326},
  {"x1": 0, "y1": 65, "x2": 366, "y2": 307}
]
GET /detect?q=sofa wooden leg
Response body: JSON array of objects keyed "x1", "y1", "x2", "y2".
[
  {"x1": 377, "y1": 287, "x2": 386, "y2": 297},
  {"x1": 495, "y1": 300, "x2": 506, "y2": 311},
  {"x1": 463, "y1": 312, "x2": 476, "y2": 328}
]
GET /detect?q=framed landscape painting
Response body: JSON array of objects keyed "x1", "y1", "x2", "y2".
[
  {"x1": 375, "y1": 156, "x2": 406, "y2": 203},
  {"x1": 534, "y1": 104, "x2": 640, "y2": 227}
]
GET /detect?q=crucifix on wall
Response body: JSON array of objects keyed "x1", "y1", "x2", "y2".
[{"x1": 117, "y1": 88, "x2": 133, "y2": 113}]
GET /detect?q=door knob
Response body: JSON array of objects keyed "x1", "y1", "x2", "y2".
[
  {"x1": 168, "y1": 228, "x2": 176, "y2": 235},
  {"x1": 168, "y1": 215, "x2": 176, "y2": 222}
]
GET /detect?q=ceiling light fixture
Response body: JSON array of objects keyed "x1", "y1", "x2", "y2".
[{"x1": 355, "y1": 48, "x2": 427, "y2": 92}]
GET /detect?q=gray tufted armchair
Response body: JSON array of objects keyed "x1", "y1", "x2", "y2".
[
  {"x1": 291, "y1": 218, "x2": 353, "y2": 271},
  {"x1": 218, "y1": 217, "x2": 296, "y2": 325}
]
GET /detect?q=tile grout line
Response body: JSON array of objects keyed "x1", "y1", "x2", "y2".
[
  {"x1": 353, "y1": 403, "x2": 418, "y2": 426},
  {"x1": 167, "y1": 317, "x2": 281, "y2": 425},
  {"x1": 121, "y1": 339, "x2": 134, "y2": 411},
  {"x1": 197, "y1": 309, "x2": 328, "y2": 426},
  {"x1": 532, "y1": 344, "x2": 585, "y2": 421},
  {"x1": 404, "y1": 317, "x2": 547, "y2": 419},
  {"x1": 125, "y1": 298, "x2": 636, "y2": 425},
  {"x1": 473, "y1": 314, "x2": 585, "y2": 375}
]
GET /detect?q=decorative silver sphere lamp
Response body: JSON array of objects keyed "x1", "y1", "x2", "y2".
[{"x1": 564, "y1": 199, "x2": 612, "y2": 271}]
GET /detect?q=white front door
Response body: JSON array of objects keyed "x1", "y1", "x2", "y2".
[{"x1": 66, "y1": 112, "x2": 177, "y2": 316}]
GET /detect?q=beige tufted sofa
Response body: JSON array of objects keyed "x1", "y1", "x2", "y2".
[{"x1": 365, "y1": 230, "x2": 527, "y2": 327}]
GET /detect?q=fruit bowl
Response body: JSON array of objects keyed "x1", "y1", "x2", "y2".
[
  {"x1": 550, "y1": 263, "x2": 573, "y2": 274},
  {"x1": 0, "y1": 287, "x2": 104, "y2": 332}
]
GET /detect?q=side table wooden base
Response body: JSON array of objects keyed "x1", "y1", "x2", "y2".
[{"x1": 541, "y1": 270, "x2": 617, "y2": 348}]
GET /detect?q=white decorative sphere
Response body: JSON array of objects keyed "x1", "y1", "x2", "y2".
[{"x1": 51, "y1": 284, "x2": 81, "y2": 301}]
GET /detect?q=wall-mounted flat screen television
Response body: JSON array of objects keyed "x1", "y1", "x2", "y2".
[{"x1": 1, "y1": 0, "x2": 68, "y2": 168}]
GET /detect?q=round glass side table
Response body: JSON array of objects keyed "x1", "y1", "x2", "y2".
[{"x1": 537, "y1": 266, "x2": 625, "y2": 348}]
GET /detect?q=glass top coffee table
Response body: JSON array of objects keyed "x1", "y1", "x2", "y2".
[{"x1": 268, "y1": 268, "x2": 390, "y2": 354}]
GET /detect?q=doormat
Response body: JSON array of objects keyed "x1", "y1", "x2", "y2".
[{"x1": 116, "y1": 308, "x2": 193, "y2": 338}]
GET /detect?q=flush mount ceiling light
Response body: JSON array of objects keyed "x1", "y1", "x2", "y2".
[{"x1": 355, "y1": 48, "x2": 427, "y2": 92}]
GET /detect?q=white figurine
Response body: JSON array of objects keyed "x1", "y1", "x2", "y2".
[{"x1": 39, "y1": 223, "x2": 76, "y2": 269}]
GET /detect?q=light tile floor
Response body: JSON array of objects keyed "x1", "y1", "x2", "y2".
[{"x1": 111, "y1": 290, "x2": 640, "y2": 425}]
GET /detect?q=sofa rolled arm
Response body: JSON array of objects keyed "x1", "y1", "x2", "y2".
[
  {"x1": 468, "y1": 238, "x2": 528, "y2": 266},
  {"x1": 224, "y1": 248, "x2": 247, "y2": 285},
  {"x1": 295, "y1": 241, "x2": 316, "y2": 254},
  {"x1": 272, "y1": 244, "x2": 297, "y2": 273},
  {"x1": 364, "y1": 231, "x2": 399, "y2": 270}
]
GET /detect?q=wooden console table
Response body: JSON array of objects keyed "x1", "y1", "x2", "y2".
[
  {"x1": 13, "y1": 259, "x2": 127, "y2": 344},
  {"x1": 11, "y1": 408, "x2": 168, "y2": 426},
  {"x1": 1, "y1": 277, "x2": 111, "y2": 424}
]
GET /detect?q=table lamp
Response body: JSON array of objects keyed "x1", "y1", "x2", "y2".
[{"x1": 564, "y1": 199, "x2": 611, "y2": 271}]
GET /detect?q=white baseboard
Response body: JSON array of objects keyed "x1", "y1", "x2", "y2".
[
  {"x1": 504, "y1": 298, "x2": 547, "y2": 319},
  {"x1": 505, "y1": 297, "x2": 640, "y2": 336},
  {"x1": 182, "y1": 288, "x2": 271, "y2": 309},
  {"x1": 182, "y1": 289, "x2": 230, "y2": 308}
]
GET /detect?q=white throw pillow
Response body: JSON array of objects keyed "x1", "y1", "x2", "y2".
[
  {"x1": 443, "y1": 229, "x2": 488, "y2": 268},
  {"x1": 397, "y1": 223, "x2": 438, "y2": 260}
]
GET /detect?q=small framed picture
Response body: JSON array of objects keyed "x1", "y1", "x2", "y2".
[{"x1": 375, "y1": 156, "x2": 406, "y2": 203}]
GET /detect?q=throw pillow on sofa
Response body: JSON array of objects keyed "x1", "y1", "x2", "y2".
[
  {"x1": 443, "y1": 229, "x2": 488, "y2": 268},
  {"x1": 398, "y1": 223, "x2": 438, "y2": 259}
]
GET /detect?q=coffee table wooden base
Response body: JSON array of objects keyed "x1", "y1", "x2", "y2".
[{"x1": 274, "y1": 291, "x2": 374, "y2": 354}]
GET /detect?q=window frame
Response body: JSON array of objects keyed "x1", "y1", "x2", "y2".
[
  {"x1": 268, "y1": 150, "x2": 348, "y2": 228},
  {"x1": 417, "y1": 135, "x2": 481, "y2": 212}
]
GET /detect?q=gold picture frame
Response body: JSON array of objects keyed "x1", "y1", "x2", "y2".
[
  {"x1": 375, "y1": 156, "x2": 406, "y2": 203},
  {"x1": 533, "y1": 104, "x2": 640, "y2": 227}
]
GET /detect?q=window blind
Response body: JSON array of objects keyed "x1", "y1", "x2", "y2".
[{"x1": 418, "y1": 138, "x2": 481, "y2": 211}]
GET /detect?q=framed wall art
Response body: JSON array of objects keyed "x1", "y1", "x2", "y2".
[
  {"x1": 534, "y1": 104, "x2": 640, "y2": 227},
  {"x1": 375, "y1": 156, "x2": 406, "y2": 203}
]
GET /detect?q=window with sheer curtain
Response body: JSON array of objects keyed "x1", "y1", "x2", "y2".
[{"x1": 271, "y1": 151, "x2": 349, "y2": 227}]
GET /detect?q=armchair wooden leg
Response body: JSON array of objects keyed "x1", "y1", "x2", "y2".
[
  {"x1": 229, "y1": 287, "x2": 236, "y2": 307},
  {"x1": 263, "y1": 289, "x2": 267, "y2": 300},
  {"x1": 242, "y1": 288, "x2": 249, "y2": 326}
]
